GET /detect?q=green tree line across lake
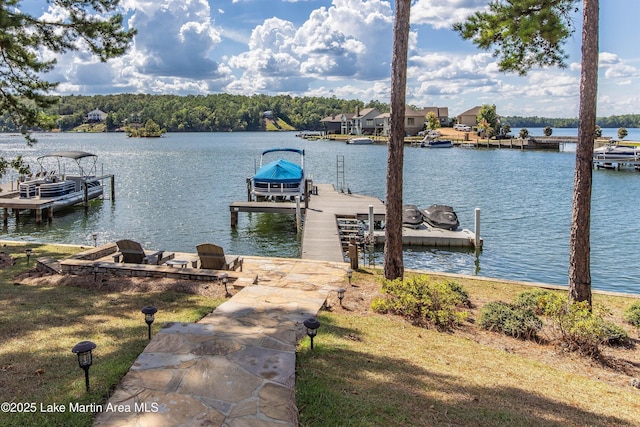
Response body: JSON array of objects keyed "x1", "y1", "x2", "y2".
[
  {"x1": 502, "y1": 115, "x2": 640, "y2": 129},
  {"x1": 0, "y1": 93, "x2": 637, "y2": 133},
  {"x1": 1, "y1": 94, "x2": 373, "y2": 133}
]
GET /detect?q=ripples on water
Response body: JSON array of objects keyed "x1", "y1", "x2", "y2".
[{"x1": 1, "y1": 131, "x2": 639, "y2": 295}]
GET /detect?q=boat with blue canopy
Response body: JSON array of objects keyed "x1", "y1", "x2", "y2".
[{"x1": 250, "y1": 148, "x2": 305, "y2": 201}]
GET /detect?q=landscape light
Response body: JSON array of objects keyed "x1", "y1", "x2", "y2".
[
  {"x1": 346, "y1": 268, "x2": 353, "y2": 286},
  {"x1": 71, "y1": 341, "x2": 96, "y2": 392},
  {"x1": 219, "y1": 273, "x2": 230, "y2": 297},
  {"x1": 92, "y1": 233, "x2": 98, "y2": 247},
  {"x1": 303, "y1": 317, "x2": 320, "y2": 350},
  {"x1": 337, "y1": 288, "x2": 346, "y2": 307},
  {"x1": 25, "y1": 248, "x2": 32, "y2": 265},
  {"x1": 141, "y1": 305, "x2": 158, "y2": 340}
]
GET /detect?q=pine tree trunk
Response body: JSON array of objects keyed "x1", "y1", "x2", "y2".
[
  {"x1": 568, "y1": 0, "x2": 599, "y2": 305},
  {"x1": 384, "y1": 0, "x2": 410, "y2": 280}
]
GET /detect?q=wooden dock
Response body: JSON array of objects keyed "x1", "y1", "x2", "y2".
[
  {"x1": 301, "y1": 183, "x2": 386, "y2": 262},
  {"x1": 0, "y1": 175, "x2": 114, "y2": 224},
  {"x1": 593, "y1": 158, "x2": 640, "y2": 170},
  {"x1": 230, "y1": 183, "x2": 481, "y2": 263},
  {"x1": 372, "y1": 226, "x2": 478, "y2": 247},
  {"x1": 455, "y1": 136, "x2": 564, "y2": 150},
  {"x1": 0, "y1": 197, "x2": 54, "y2": 224},
  {"x1": 229, "y1": 201, "x2": 304, "y2": 228}
]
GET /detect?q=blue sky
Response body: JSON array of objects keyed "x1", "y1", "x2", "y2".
[{"x1": 35, "y1": 0, "x2": 640, "y2": 118}]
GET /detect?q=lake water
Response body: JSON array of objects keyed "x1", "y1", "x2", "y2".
[{"x1": 1, "y1": 130, "x2": 639, "y2": 295}]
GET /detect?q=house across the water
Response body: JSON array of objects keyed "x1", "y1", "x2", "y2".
[{"x1": 320, "y1": 106, "x2": 449, "y2": 136}]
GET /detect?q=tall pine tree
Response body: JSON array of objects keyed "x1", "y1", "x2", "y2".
[{"x1": 455, "y1": 0, "x2": 599, "y2": 304}]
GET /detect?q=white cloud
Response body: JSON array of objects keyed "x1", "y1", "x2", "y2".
[
  {"x1": 411, "y1": 0, "x2": 488, "y2": 29},
  {"x1": 48, "y1": 0, "x2": 228, "y2": 95},
  {"x1": 129, "y1": 0, "x2": 222, "y2": 78},
  {"x1": 599, "y1": 52, "x2": 620, "y2": 65},
  {"x1": 248, "y1": 18, "x2": 296, "y2": 51},
  {"x1": 598, "y1": 52, "x2": 639, "y2": 79},
  {"x1": 226, "y1": 0, "x2": 394, "y2": 95}
]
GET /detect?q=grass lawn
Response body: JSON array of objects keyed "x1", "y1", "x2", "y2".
[
  {"x1": 0, "y1": 242, "x2": 638, "y2": 426},
  {"x1": 0, "y1": 242, "x2": 223, "y2": 427},
  {"x1": 296, "y1": 270, "x2": 640, "y2": 427}
]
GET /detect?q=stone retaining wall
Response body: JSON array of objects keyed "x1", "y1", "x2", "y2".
[{"x1": 67, "y1": 243, "x2": 118, "y2": 261}]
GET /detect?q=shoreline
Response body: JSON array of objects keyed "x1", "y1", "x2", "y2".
[{"x1": 4, "y1": 239, "x2": 638, "y2": 299}]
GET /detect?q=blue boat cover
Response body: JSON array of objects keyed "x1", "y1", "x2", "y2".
[{"x1": 253, "y1": 159, "x2": 303, "y2": 183}]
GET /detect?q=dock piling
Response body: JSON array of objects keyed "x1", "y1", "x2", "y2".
[
  {"x1": 474, "y1": 208, "x2": 481, "y2": 248},
  {"x1": 295, "y1": 196, "x2": 302, "y2": 232},
  {"x1": 231, "y1": 209, "x2": 238, "y2": 228},
  {"x1": 368, "y1": 205, "x2": 374, "y2": 236},
  {"x1": 348, "y1": 238, "x2": 358, "y2": 270}
]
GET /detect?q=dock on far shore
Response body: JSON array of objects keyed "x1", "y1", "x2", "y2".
[{"x1": 229, "y1": 183, "x2": 481, "y2": 264}]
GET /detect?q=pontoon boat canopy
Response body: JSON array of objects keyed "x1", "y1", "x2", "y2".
[
  {"x1": 37, "y1": 151, "x2": 97, "y2": 160},
  {"x1": 253, "y1": 159, "x2": 303, "y2": 183}
]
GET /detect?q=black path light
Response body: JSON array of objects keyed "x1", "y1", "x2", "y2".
[
  {"x1": 25, "y1": 248, "x2": 32, "y2": 265},
  {"x1": 346, "y1": 268, "x2": 353, "y2": 287},
  {"x1": 219, "y1": 272, "x2": 230, "y2": 297},
  {"x1": 93, "y1": 262, "x2": 100, "y2": 283},
  {"x1": 337, "y1": 287, "x2": 346, "y2": 307},
  {"x1": 141, "y1": 305, "x2": 158, "y2": 340},
  {"x1": 72, "y1": 340, "x2": 97, "y2": 392},
  {"x1": 92, "y1": 233, "x2": 98, "y2": 247},
  {"x1": 303, "y1": 317, "x2": 320, "y2": 350}
]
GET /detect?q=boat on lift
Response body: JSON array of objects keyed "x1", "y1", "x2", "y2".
[
  {"x1": 18, "y1": 151, "x2": 104, "y2": 211},
  {"x1": 250, "y1": 148, "x2": 305, "y2": 201}
]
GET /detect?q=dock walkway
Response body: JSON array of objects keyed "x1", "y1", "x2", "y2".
[
  {"x1": 230, "y1": 182, "x2": 480, "y2": 264},
  {"x1": 301, "y1": 183, "x2": 385, "y2": 262}
]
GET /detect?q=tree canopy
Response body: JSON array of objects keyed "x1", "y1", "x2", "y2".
[
  {"x1": 453, "y1": 0, "x2": 577, "y2": 75},
  {"x1": 477, "y1": 104, "x2": 499, "y2": 137},
  {"x1": 0, "y1": 0, "x2": 135, "y2": 139}
]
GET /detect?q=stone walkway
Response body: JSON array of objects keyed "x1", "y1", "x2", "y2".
[{"x1": 94, "y1": 256, "x2": 349, "y2": 427}]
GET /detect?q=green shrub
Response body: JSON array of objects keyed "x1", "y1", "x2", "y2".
[
  {"x1": 546, "y1": 301, "x2": 628, "y2": 356},
  {"x1": 478, "y1": 301, "x2": 543, "y2": 339},
  {"x1": 600, "y1": 322, "x2": 629, "y2": 346},
  {"x1": 514, "y1": 289, "x2": 563, "y2": 315},
  {"x1": 443, "y1": 280, "x2": 471, "y2": 307},
  {"x1": 371, "y1": 276, "x2": 469, "y2": 330},
  {"x1": 623, "y1": 302, "x2": 640, "y2": 329}
]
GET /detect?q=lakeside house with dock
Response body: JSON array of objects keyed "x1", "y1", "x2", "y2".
[{"x1": 320, "y1": 106, "x2": 449, "y2": 136}]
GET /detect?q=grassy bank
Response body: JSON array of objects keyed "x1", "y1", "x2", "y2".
[
  {"x1": 296, "y1": 311, "x2": 639, "y2": 426},
  {"x1": 0, "y1": 242, "x2": 222, "y2": 427},
  {"x1": 296, "y1": 270, "x2": 640, "y2": 427}
]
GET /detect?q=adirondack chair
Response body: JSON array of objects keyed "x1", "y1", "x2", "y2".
[
  {"x1": 196, "y1": 243, "x2": 243, "y2": 271},
  {"x1": 116, "y1": 239, "x2": 173, "y2": 265}
]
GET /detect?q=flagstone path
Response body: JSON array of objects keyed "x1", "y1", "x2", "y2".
[{"x1": 93, "y1": 256, "x2": 348, "y2": 427}]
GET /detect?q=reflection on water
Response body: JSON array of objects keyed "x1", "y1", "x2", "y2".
[
  {"x1": 237, "y1": 213, "x2": 301, "y2": 258},
  {"x1": 362, "y1": 245, "x2": 481, "y2": 276}
]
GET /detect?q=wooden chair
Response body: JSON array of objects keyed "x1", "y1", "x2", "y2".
[
  {"x1": 196, "y1": 243, "x2": 243, "y2": 271},
  {"x1": 116, "y1": 239, "x2": 173, "y2": 265}
]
